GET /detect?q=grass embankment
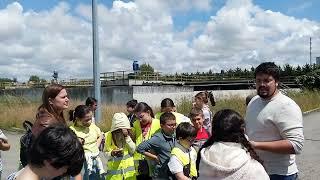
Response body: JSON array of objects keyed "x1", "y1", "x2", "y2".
[{"x1": 0, "y1": 90, "x2": 319, "y2": 132}]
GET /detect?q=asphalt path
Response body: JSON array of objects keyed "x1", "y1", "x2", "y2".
[{"x1": 1, "y1": 111, "x2": 320, "y2": 179}]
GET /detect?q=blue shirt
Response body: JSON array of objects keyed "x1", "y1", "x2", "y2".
[{"x1": 137, "y1": 130, "x2": 176, "y2": 178}]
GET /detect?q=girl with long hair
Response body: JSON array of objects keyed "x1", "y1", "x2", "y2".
[{"x1": 196, "y1": 109, "x2": 269, "y2": 180}]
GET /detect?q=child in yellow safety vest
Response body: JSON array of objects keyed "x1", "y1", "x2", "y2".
[
  {"x1": 168, "y1": 122, "x2": 198, "y2": 180},
  {"x1": 69, "y1": 105, "x2": 105, "y2": 177},
  {"x1": 104, "y1": 112, "x2": 136, "y2": 180},
  {"x1": 132, "y1": 102, "x2": 159, "y2": 180}
]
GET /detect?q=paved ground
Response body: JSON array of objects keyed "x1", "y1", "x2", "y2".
[
  {"x1": 1, "y1": 111, "x2": 320, "y2": 179},
  {"x1": 296, "y1": 111, "x2": 320, "y2": 180}
]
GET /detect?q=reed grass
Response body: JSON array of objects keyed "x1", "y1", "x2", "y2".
[{"x1": 1, "y1": 90, "x2": 319, "y2": 131}]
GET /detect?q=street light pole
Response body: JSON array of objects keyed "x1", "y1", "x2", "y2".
[{"x1": 92, "y1": 0, "x2": 101, "y2": 123}]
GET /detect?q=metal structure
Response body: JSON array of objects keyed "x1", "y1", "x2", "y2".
[
  {"x1": 310, "y1": 37, "x2": 312, "y2": 65},
  {"x1": 92, "y1": 0, "x2": 101, "y2": 123}
]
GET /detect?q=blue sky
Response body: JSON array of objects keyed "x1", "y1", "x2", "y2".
[
  {"x1": 2, "y1": 0, "x2": 319, "y2": 31},
  {"x1": 1, "y1": 0, "x2": 320, "y2": 81}
]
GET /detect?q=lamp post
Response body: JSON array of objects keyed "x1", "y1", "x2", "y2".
[{"x1": 92, "y1": 0, "x2": 101, "y2": 123}]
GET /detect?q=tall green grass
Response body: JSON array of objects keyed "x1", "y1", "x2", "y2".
[
  {"x1": 288, "y1": 90, "x2": 320, "y2": 112},
  {"x1": 1, "y1": 90, "x2": 320, "y2": 131}
]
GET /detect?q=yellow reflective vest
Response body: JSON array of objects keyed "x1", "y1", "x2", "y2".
[
  {"x1": 104, "y1": 131, "x2": 136, "y2": 180},
  {"x1": 132, "y1": 118, "x2": 160, "y2": 174},
  {"x1": 171, "y1": 147, "x2": 198, "y2": 178}
]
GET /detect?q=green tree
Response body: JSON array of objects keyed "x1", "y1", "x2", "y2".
[
  {"x1": 0, "y1": 78, "x2": 13, "y2": 82},
  {"x1": 29, "y1": 75, "x2": 40, "y2": 82},
  {"x1": 283, "y1": 64, "x2": 294, "y2": 76},
  {"x1": 140, "y1": 63, "x2": 154, "y2": 73}
]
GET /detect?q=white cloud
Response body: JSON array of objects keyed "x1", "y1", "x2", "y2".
[{"x1": 1, "y1": 0, "x2": 320, "y2": 81}]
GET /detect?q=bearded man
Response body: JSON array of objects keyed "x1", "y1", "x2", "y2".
[{"x1": 245, "y1": 62, "x2": 304, "y2": 180}]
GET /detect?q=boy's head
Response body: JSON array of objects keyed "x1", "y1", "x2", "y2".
[
  {"x1": 245, "y1": 94, "x2": 256, "y2": 106},
  {"x1": 189, "y1": 108, "x2": 204, "y2": 130},
  {"x1": 176, "y1": 122, "x2": 197, "y2": 147},
  {"x1": 126, "y1": 99, "x2": 138, "y2": 114},
  {"x1": 160, "y1": 112, "x2": 176, "y2": 136},
  {"x1": 29, "y1": 125, "x2": 84, "y2": 178}
]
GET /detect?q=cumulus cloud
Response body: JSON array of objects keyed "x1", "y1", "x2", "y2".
[{"x1": 1, "y1": 0, "x2": 320, "y2": 81}]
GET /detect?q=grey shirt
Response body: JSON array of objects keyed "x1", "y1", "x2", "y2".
[
  {"x1": 245, "y1": 92, "x2": 304, "y2": 175},
  {"x1": 137, "y1": 130, "x2": 176, "y2": 179}
]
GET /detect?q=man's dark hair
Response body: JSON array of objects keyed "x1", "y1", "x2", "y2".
[
  {"x1": 28, "y1": 125, "x2": 85, "y2": 177},
  {"x1": 160, "y1": 112, "x2": 176, "y2": 125},
  {"x1": 176, "y1": 122, "x2": 197, "y2": 139},
  {"x1": 85, "y1": 97, "x2": 97, "y2": 106},
  {"x1": 254, "y1": 62, "x2": 280, "y2": 81},
  {"x1": 126, "y1": 99, "x2": 138, "y2": 108}
]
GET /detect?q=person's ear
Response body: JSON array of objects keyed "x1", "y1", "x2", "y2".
[{"x1": 48, "y1": 98, "x2": 53, "y2": 105}]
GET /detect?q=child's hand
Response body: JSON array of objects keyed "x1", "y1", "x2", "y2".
[
  {"x1": 155, "y1": 156, "x2": 160, "y2": 163},
  {"x1": 111, "y1": 148, "x2": 123, "y2": 157},
  {"x1": 78, "y1": 138, "x2": 85, "y2": 145},
  {"x1": 122, "y1": 129, "x2": 128, "y2": 137}
]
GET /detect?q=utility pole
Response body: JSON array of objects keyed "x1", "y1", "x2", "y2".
[
  {"x1": 92, "y1": 0, "x2": 101, "y2": 123},
  {"x1": 310, "y1": 37, "x2": 312, "y2": 65}
]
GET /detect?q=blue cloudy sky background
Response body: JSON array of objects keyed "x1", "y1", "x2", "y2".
[{"x1": 1, "y1": 0, "x2": 320, "y2": 81}]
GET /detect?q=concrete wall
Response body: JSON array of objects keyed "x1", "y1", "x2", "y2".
[
  {"x1": 0, "y1": 86, "x2": 133, "y2": 105},
  {"x1": 1, "y1": 85, "x2": 299, "y2": 107},
  {"x1": 133, "y1": 86, "x2": 194, "y2": 107}
]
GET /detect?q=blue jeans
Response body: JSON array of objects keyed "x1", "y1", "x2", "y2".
[
  {"x1": 269, "y1": 173, "x2": 298, "y2": 180},
  {"x1": 82, "y1": 158, "x2": 105, "y2": 180}
]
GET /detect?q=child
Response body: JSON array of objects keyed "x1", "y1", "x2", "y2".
[
  {"x1": 7, "y1": 125, "x2": 84, "y2": 180},
  {"x1": 137, "y1": 112, "x2": 176, "y2": 179},
  {"x1": 193, "y1": 91, "x2": 215, "y2": 136},
  {"x1": 1, "y1": 129, "x2": 10, "y2": 179},
  {"x1": 155, "y1": 98, "x2": 191, "y2": 124},
  {"x1": 245, "y1": 94, "x2": 256, "y2": 106},
  {"x1": 189, "y1": 108, "x2": 209, "y2": 152},
  {"x1": 126, "y1": 99, "x2": 138, "y2": 127},
  {"x1": 168, "y1": 122, "x2": 198, "y2": 180},
  {"x1": 133, "y1": 102, "x2": 159, "y2": 179},
  {"x1": 69, "y1": 105, "x2": 105, "y2": 177},
  {"x1": 104, "y1": 112, "x2": 136, "y2": 180},
  {"x1": 85, "y1": 97, "x2": 97, "y2": 124},
  {"x1": 196, "y1": 109, "x2": 269, "y2": 180}
]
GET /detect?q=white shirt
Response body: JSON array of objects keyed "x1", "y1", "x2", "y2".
[
  {"x1": 245, "y1": 92, "x2": 304, "y2": 175},
  {"x1": 168, "y1": 144, "x2": 197, "y2": 175}
]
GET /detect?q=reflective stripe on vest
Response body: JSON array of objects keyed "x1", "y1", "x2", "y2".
[
  {"x1": 108, "y1": 154, "x2": 132, "y2": 162},
  {"x1": 171, "y1": 147, "x2": 198, "y2": 178},
  {"x1": 105, "y1": 131, "x2": 136, "y2": 179},
  {"x1": 107, "y1": 166, "x2": 135, "y2": 175}
]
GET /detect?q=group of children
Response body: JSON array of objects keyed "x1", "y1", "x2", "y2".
[
  {"x1": 0, "y1": 85, "x2": 268, "y2": 180},
  {"x1": 52, "y1": 91, "x2": 215, "y2": 180}
]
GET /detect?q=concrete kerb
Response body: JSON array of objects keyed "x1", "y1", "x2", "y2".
[{"x1": 303, "y1": 107, "x2": 320, "y2": 115}]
